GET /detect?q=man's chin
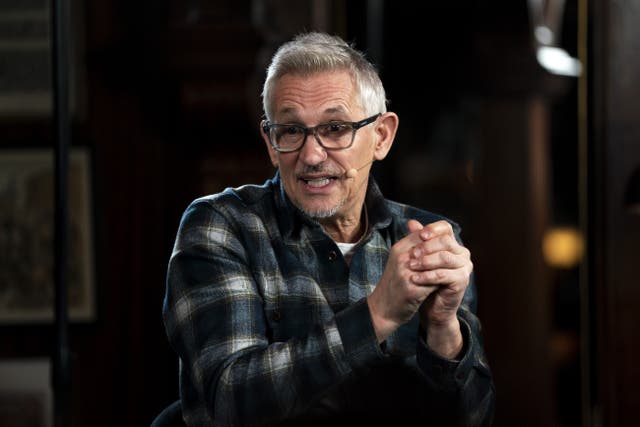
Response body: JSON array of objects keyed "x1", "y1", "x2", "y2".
[
  {"x1": 306, "y1": 209, "x2": 339, "y2": 220},
  {"x1": 297, "y1": 201, "x2": 343, "y2": 220}
]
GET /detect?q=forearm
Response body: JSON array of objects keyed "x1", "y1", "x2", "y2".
[
  {"x1": 417, "y1": 312, "x2": 495, "y2": 426},
  {"x1": 204, "y1": 321, "x2": 348, "y2": 425},
  {"x1": 167, "y1": 271, "x2": 384, "y2": 426}
]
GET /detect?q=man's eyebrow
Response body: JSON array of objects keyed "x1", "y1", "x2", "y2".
[{"x1": 323, "y1": 107, "x2": 350, "y2": 118}]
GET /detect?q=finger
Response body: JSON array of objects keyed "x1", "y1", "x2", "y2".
[
  {"x1": 410, "y1": 265, "x2": 472, "y2": 287},
  {"x1": 391, "y1": 220, "x2": 426, "y2": 255},
  {"x1": 419, "y1": 220, "x2": 454, "y2": 241},
  {"x1": 407, "y1": 219, "x2": 424, "y2": 233},
  {"x1": 411, "y1": 235, "x2": 466, "y2": 258},
  {"x1": 409, "y1": 250, "x2": 469, "y2": 271}
]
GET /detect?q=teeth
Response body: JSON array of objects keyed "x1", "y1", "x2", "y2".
[{"x1": 306, "y1": 178, "x2": 332, "y2": 187}]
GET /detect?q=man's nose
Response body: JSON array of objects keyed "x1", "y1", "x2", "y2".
[{"x1": 298, "y1": 131, "x2": 327, "y2": 164}]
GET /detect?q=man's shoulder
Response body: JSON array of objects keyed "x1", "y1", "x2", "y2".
[
  {"x1": 191, "y1": 177, "x2": 276, "y2": 212},
  {"x1": 177, "y1": 178, "x2": 280, "y2": 232}
]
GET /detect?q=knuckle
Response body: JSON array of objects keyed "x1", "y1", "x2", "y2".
[
  {"x1": 440, "y1": 251, "x2": 454, "y2": 265},
  {"x1": 434, "y1": 269, "x2": 447, "y2": 280},
  {"x1": 443, "y1": 235, "x2": 457, "y2": 250},
  {"x1": 438, "y1": 220, "x2": 453, "y2": 235}
]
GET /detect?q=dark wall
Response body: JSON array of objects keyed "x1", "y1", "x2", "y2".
[
  {"x1": 591, "y1": 1, "x2": 640, "y2": 425},
  {"x1": 2, "y1": 1, "x2": 639, "y2": 426}
]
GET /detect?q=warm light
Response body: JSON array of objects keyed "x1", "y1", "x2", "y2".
[{"x1": 542, "y1": 227, "x2": 585, "y2": 268}]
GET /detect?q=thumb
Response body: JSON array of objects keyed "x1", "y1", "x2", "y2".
[{"x1": 407, "y1": 219, "x2": 424, "y2": 233}]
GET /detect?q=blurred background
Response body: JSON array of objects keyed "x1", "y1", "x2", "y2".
[{"x1": 1, "y1": 0, "x2": 639, "y2": 426}]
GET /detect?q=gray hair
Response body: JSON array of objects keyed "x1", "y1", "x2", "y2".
[{"x1": 261, "y1": 32, "x2": 387, "y2": 121}]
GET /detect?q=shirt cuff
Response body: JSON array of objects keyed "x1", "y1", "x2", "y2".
[{"x1": 417, "y1": 316, "x2": 475, "y2": 391}]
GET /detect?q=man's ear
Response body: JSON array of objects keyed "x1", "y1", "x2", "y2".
[
  {"x1": 373, "y1": 112, "x2": 399, "y2": 161},
  {"x1": 260, "y1": 120, "x2": 279, "y2": 168}
]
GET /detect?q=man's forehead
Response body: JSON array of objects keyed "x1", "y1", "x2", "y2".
[{"x1": 275, "y1": 105, "x2": 351, "y2": 120}]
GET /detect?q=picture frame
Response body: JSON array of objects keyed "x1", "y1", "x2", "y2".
[
  {"x1": 0, "y1": 358, "x2": 52, "y2": 427},
  {"x1": 0, "y1": 147, "x2": 95, "y2": 323},
  {"x1": 0, "y1": 0, "x2": 86, "y2": 117}
]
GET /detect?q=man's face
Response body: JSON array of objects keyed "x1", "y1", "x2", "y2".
[{"x1": 262, "y1": 71, "x2": 380, "y2": 221}]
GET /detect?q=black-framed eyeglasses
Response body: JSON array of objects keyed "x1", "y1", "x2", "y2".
[{"x1": 262, "y1": 113, "x2": 381, "y2": 153}]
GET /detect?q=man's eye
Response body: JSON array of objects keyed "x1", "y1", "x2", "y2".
[
  {"x1": 284, "y1": 126, "x2": 303, "y2": 135},
  {"x1": 275, "y1": 126, "x2": 302, "y2": 137},
  {"x1": 324, "y1": 123, "x2": 349, "y2": 133}
]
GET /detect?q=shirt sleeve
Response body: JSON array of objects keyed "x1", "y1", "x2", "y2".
[
  {"x1": 415, "y1": 274, "x2": 496, "y2": 426},
  {"x1": 162, "y1": 199, "x2": 385, "y2": 426}
]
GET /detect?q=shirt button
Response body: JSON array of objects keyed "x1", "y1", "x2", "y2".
[
  {"x1": 271, "y1": 311, "x2": 281, "y2": 321},
  {"x1": 328, "y1": 250, "x2": 337, "y2": 261}
]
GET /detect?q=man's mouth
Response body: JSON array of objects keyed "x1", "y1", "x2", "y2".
[
  {"x1": 304, "y1": 177, "x2": 333, "y2": 187},
  {"x1": 299, "y1": 174, "x2": 340, "y2": 188}
]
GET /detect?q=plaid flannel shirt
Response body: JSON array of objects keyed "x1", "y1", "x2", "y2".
[{"x1": 163, "y1": 173, "x2": 495, "y2": 426}]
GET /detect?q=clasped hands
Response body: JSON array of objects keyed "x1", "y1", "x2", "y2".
[{"x1": 367, "y1": 219, "x2": 473, "y2": 359}]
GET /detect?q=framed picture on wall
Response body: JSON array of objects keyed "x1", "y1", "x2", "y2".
[
  {"x1": 0, "y1": 147, "x2": 95, "y2": 323},
  {"x1": 0, "y1": 359, "x2": 52, "y2": 427},
  {"x1": 0, "y1": 0, "x2": 86, "y2": 117}
]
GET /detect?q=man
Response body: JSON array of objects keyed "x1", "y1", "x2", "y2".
[{"x1": 163, "y1": 32, "x2": 495, "y2": 426}]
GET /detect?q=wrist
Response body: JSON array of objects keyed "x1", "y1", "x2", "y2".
[
  {"x1": 424, "y1": 317, "x2": 463, "y2": 359},
  {"x1": 366, "y1": 296, "x2": 397, "y2": 344}
]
